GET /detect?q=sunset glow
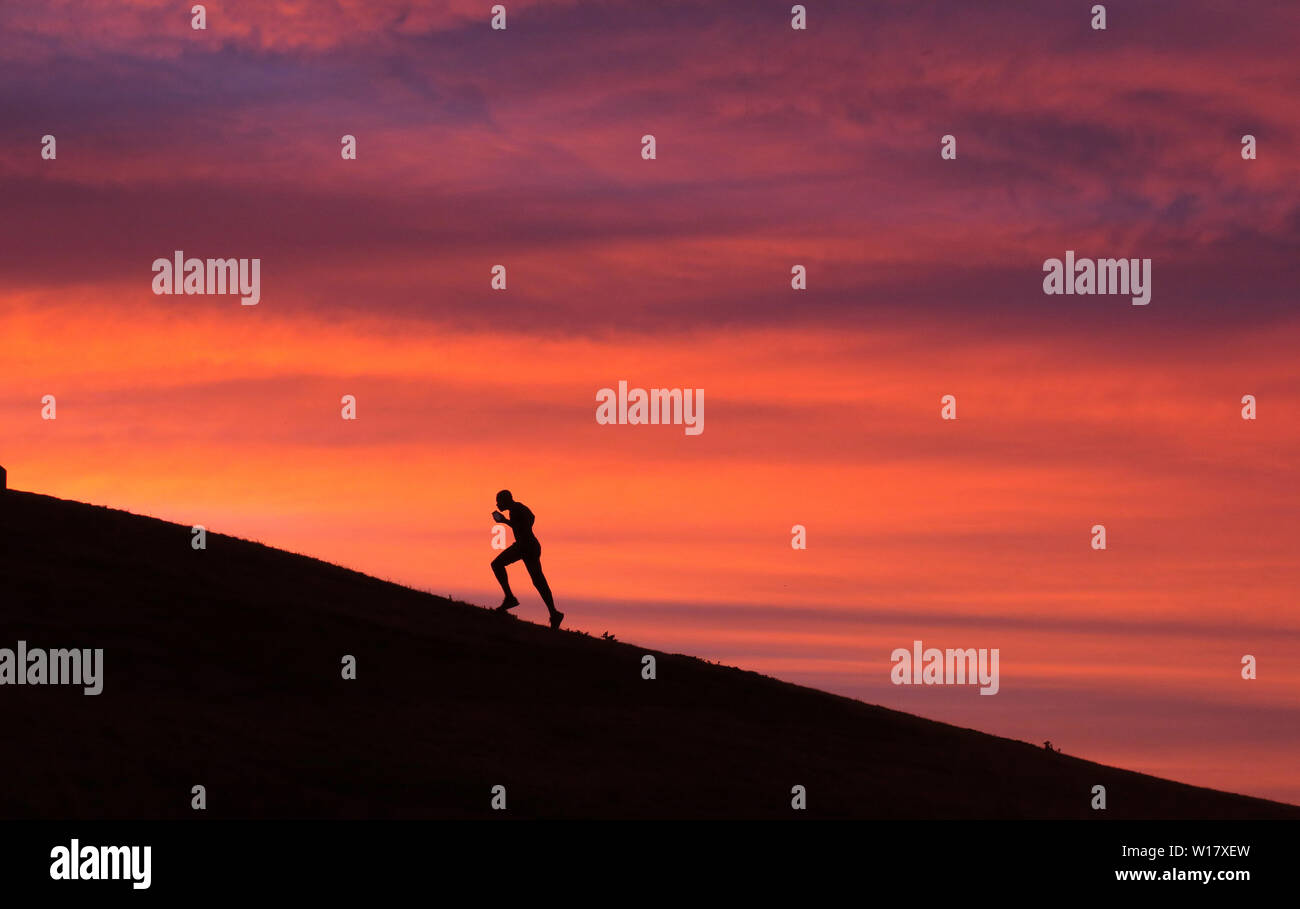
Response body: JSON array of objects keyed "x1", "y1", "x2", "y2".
[{"x1": 4, "y1": 0, "x2": 1297, "y2": 803}]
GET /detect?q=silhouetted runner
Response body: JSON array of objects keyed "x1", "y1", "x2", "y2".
[{"x1": 491, "y1": 490, "x2": 563, "y2": 629}]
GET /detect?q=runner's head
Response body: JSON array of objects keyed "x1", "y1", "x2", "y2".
[{"x1": 496, "y1": 490, "x2": 514, "y2": 510}]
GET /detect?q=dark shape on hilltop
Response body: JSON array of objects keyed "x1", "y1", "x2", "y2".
[
  {"x1": 1, "y1": 489, "x2": 1297, "y2": 820},
  {"x1": 490, "y1": 489, "x2": 563, "y2": 630},
  {"x1": 0, "y1": 465, "x2": 6, "y2": 491}
]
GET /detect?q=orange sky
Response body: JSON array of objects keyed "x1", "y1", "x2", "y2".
[
  {"x1": 5, "y1": 291, "x2": 1298, "y2": 802},
  {"x1": 3, "y1": 0, "x2": 1298, "y2": 805}
]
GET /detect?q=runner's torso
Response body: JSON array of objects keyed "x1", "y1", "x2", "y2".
[{"x1": 510, "y1": 503, "x2": 539, "y2": 546}]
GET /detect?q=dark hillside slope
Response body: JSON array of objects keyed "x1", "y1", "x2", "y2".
[{"x1": 1, "y1": 490, "x2": 1294, "y2": 819}]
